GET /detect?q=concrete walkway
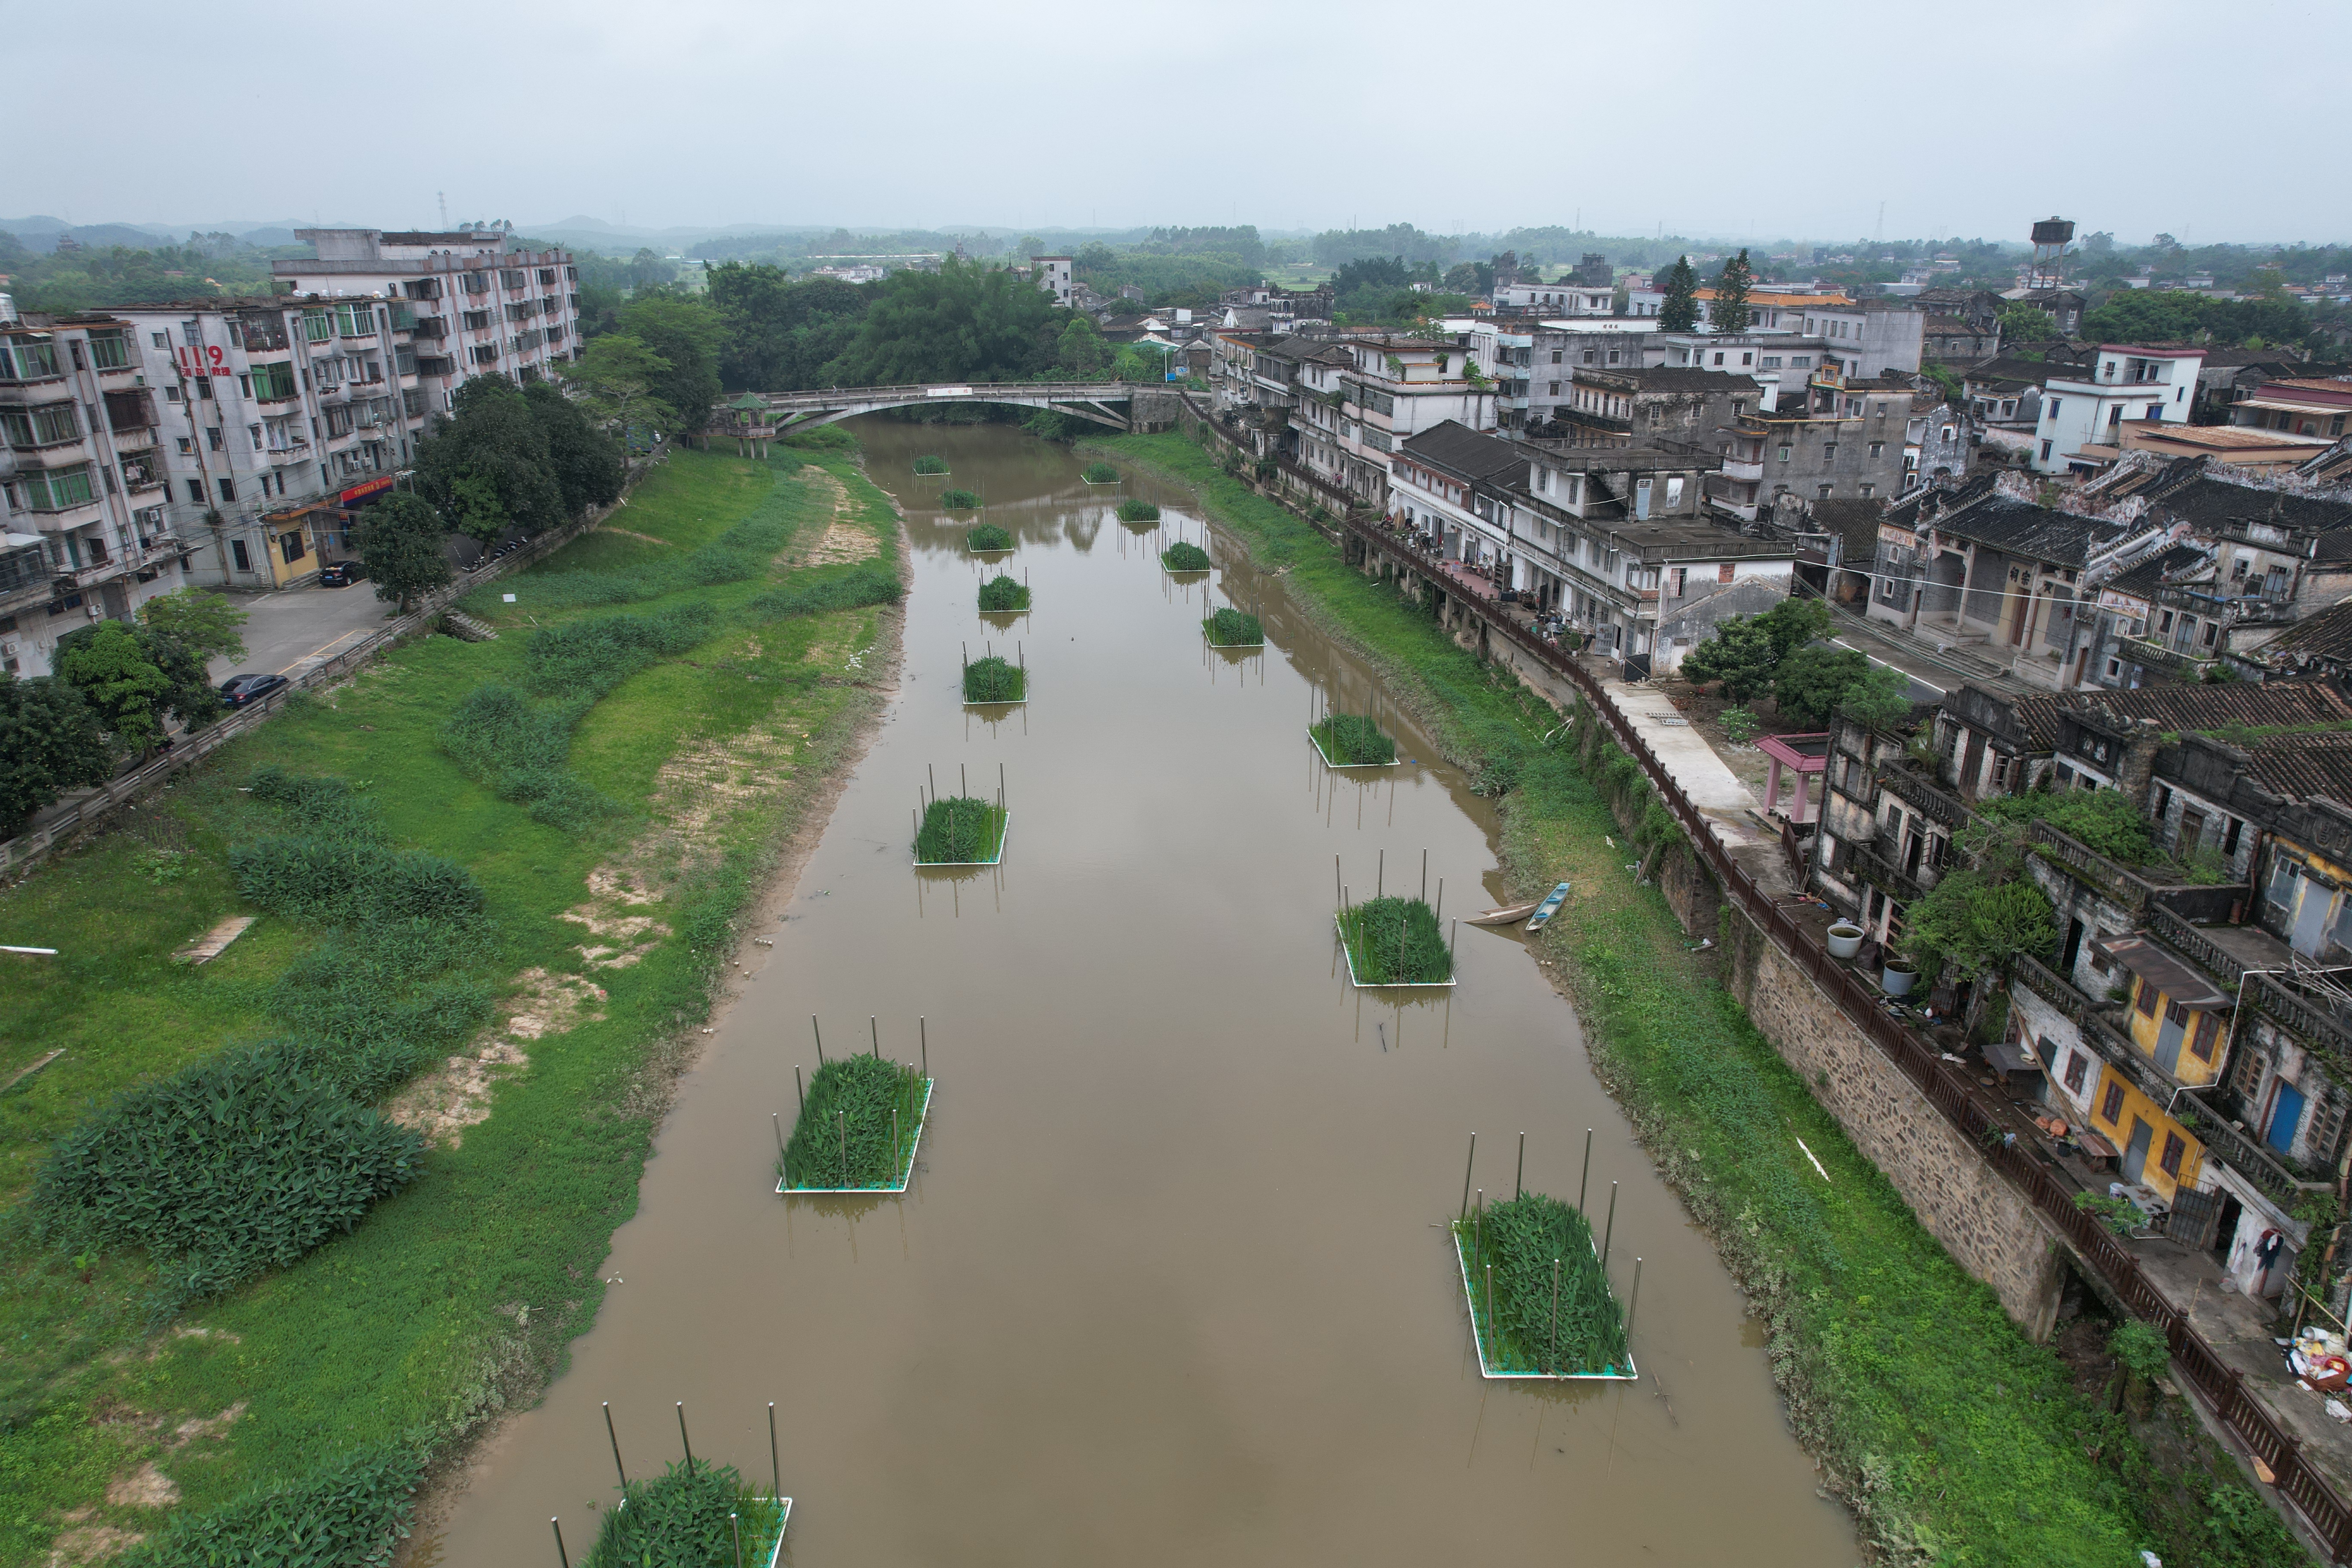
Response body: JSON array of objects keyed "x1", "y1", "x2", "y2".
[{"x1": 208, "y1": 579, "x2": 399, "y2": 687}]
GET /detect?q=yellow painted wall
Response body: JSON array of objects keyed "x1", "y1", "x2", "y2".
[
  {"x1": 2125, "y1": 975, "x2": 2226, "y2": 1088},
  {"x1": 2090, "y1": 1063, "x2": 2205, "y2": 1204}
]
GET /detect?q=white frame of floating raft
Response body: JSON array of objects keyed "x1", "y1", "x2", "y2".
[
  {"x1": 777, "y1": 1078, "x2": 934, "y2": 1195},
  {"x1": 1306, "y1": 729, "x2": 1402, "y2": 770},
  {"x1": 911, "y1": 810, "x2": 1010, "y2": 867},
  {"x1": 1332, "y1": 914, "x2": 1458, "y2": 989},
  {"x1": 1452, "y1": 1226, "x2": 1637, "y2": 1382}
]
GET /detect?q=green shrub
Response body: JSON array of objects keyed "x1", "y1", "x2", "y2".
[
  {"x1": 1311, "y1": 713, "x2": 1396, "y2": 765},
  {"x1": 1202, "y1": 606, "x2": 1263, "y2": 646},
  {"x1": 1161, "y1": 541, "x2": 1212, "y2": 572},
  {"x1": 1455, "y1": 1192, "x2": 1628, "y2": 1374},
  {"x1": 1981, "y1": 787, "x2": 2159, "y2": 865},
  {"x1": 1719, "y1": 707, "x2": 1760, "y2": 744},
  {"x1": 1115, "y1": 498, "x2": 1160, "y2": 522},
  {"x1": 940, "y1": 488, "x2": 984, "y2": 511},
  {"x1": 912, "y1": 454, "x2": 949, "y2": 475},
  {"x1": 525, "y1": 603, "x2": 718, "y2": 701},
  {"x1": 779, "y1": 1054, "x2": 929, "y2": 1190},
  {"x1": 118, "y1": 1439, "x2": 427, "y2": 1568},
  {"x1": 228, "y1": 837, "x2": 488, "y2": 928},
  {"x1": 1337, "y1": 894, "x2": 1450, "y2": 984},
  {"x1": 962, "y1": 655, "x2": 1024, "y2": 704},
  {"x1": 914, "y1": 795, "x2": 1006, "y2": 863},
  {"x1": 32, "y1": 1043, "x2": 425, "y2": 1306},
  {"x1": 977, "y1": 574, "x2": 1030, "y2": 612},
  {"x1": 584, "y1": 1461, "x2": 787, "y2": 1568},
  {"x1": 1080, "y1": 461, "x2": 1119, "y2": 483},
  {"x1": 964, "y1": 521, "x2": 1011, "y2": 551},
  {"x1": 740, "y1": 557, "x2": 902, "y2": 623}
]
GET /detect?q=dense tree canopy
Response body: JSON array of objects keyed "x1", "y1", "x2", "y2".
[
  {"x1": 1657, "y1": 256, "x2": 1701, "y2": 333},
  {"x1": 707, "y1": 264, "x2": 870, "y2": 391},
  {"x1": 0, "y1": 672, "x2": 114, "y2": 834},
  {"x1": 819, "y1": 258, "x2": 1073, "y2": 385},
  {"x1": 1711, "y1": 250, "x2": 1754, "y2": 335},
  {"x1": 355, "y1": 493, "x2": 454, "y2": 613},
  {"x1": 524, "y1": 382, "x2": 624, "y2": 516},
  {"x1": 413, "y1": 375, "x2": 567, "y2": 544},
  {"x1": 53, "y1": 619, "x2": 219, "y2": 753},
  {"x1": 617, "y1": 294, "x2": 724, "y2": 432}
]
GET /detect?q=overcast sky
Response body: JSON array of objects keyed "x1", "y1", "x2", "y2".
[{"x1": 13, "y1": 0, "x2": 2344, "y2": 245}]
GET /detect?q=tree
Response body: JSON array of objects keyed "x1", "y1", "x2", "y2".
[
  {"x1": 52, "y1": 620, "x2": 220, "y2": 753},
  {"x1": 1657, "y1": 255, "x2": 1701, "y2": 333},
  {"x1": 564, "y1": 334, "x2": 677, "y2": 446},
  {"x1": 0, "y1": 673, "x2": 114, "y2": 835},
  {"x1": 617, "y1": 294, "x2": 723, "y2": 433},
  {"x1": 1901, "y1": 871, "x2": 2057, "y2": 986},
  {"x1": 1772, "y1": 646, "x2": 1870, "y2": 727},
  {"x1": 1839, "y1": 664, "x2": 1916, "y2": 732},
  {"x1": 1056, "y1": 315, "x2": 1109, "y2": 377},
  {"x1": 1443, "y1": 260, "x2": 1495, "y2": 296},
  {"x1": 1681, "y1": 615, "x2": 1779, "y2": 704},
  {"x1": 821, "y1": 257, "x2": 1069, "y2": 385},
  {"x1": 706, "y1": 264, "x2": 868, "y2": 391},
  {"x1": 412, "y1": 374, "x2": 567, "y2": 545},
  {"x1": 1995, "y1": 300, "x2": 2063, "y2": 352},
  {"x1": 355, "y1": 493, "x2": 453, "y2": 613},
  {"x1": 1755, "y1": 596, "x2": 1830, "y2": 662},
  {"x1": 523, "y1": 382, "x2": 623, "y2": 516},
  {"x1": 1711, "y1": 249, "x2": 1754, "y2": 335},
  {"x1": 135, "y1": 588, "x2": 247, "y2": 666},
  {"x1": 2105, "y1": 1318, "x2": 2170, "y2": 1413}
]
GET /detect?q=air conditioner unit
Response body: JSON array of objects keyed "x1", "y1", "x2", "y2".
[{"x1": 1, "y1": 638, "x2": 19, "y2": 659}]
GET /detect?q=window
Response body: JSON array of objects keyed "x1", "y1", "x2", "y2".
[
  {"x1": 186, "y1": 478, "x2": 205, "y2": 503},
  {"x1": 1712, "y1": 352, "x2": 1725, "y2": 366},
  {"x1": 2158, "y1": 1132, "x2": 2186, "y2": 1179},
  {"x1": 2040, "y1": 440, "x2": 2054, "y2": 461},
  {"x1": 2100, "y1": 1081, "x2": 2126, "y2": 1125},
  {"x1": 230, "y1": 538, "x2": 251, "y2": 572},
  {"x1": 1664, "y1": 476, "x2": 1683, "y2": 506},
  {"x1": 1778, "y1": 446, "x2": 1792, "y2": 462},
  {"x1": 2136, "y1": 978, "x2": 2161, "y2": 1017},
  {"x1": 278, "y1": 530, "x2": 306, "y2": 564},
  {"x1": 2046, "y1": 398, "x2": 2063, "y2": 421},
  {"x1": 1718, "y1": 562, "x2": 1735, "y2": 584},
  {"x1": 1760, "y1": 356, "x2": 1782, "y2": 370},
  {"x1": 1550, "y1": 350, "x2": 1561, "y2": 364},
  {"x1": 2064, "y1": 1052, "x2": 2089, "y2": 1094},
  {"x1": 1548, "y1": 381, "x2": 1560, "y2": 396},
  {"x1": 1822, "y1": 444, "x2": 1837, "y2": 460},
  {"x1": 1868, "y1": 441, "x2": 1884, "y2": 458},
  {"x1": 1606, "y1": 350, "x2": 1620, "y2": 365},
  {"x1": 2190, "y1": 1012, "x2": 2220, "y2": 1064},
  {"x1": 217, "y1": 476, "x2": 236, "y2": 502},
  {"x1": 1741, "y1": 352, "x2": 1753, "y2": 366},
  {"x1": 151, "y1": 331, "x2": 168, "y2": 348},
  {"x1": 1860, "y1": 483, "x2": 1875, "y2": 499},
  {"x1": 1817, "y1": 484, "x2": 1833, "y2": 500},
  {"x1": 1582, "y1": 349, "x2": 1596, "y2": 364}
]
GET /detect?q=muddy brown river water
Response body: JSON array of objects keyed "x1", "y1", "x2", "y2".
[{"x1": 424, "y1": 420, "x2": 1858, "y2": 1567}]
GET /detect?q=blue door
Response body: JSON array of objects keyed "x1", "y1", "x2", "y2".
[{"x1": 2268, "y1": 1081, "x2": 2307, "y2": 1155}]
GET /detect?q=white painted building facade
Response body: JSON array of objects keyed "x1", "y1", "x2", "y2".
[{"x1": 2032, "y1": 346, "x2": 2205, "y2": 474}]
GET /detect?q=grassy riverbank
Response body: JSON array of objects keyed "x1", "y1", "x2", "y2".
[
  {"x1": 1090, "y1": 430, "x2": 2302, "y2": 1567},
  {"x1": 0, "y1": 442, "x2": 903, "y2": 1564}
]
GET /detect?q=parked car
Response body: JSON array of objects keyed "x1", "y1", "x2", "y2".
[
  {"x1": 218, "y1": 673, "x2": 290, "y2": 707},
  {"x1": 316, "y1": 560, "x2": 366, "y2": 587}
]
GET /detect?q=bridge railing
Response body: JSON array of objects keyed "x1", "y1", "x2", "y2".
[{"x1": 762, "y1": 380, "x2": 1159, "y2": 406}]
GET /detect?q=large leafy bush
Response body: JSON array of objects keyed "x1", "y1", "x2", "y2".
[{"x1": 118, "y1": 1440, "x2": 426, "y2": 1568}]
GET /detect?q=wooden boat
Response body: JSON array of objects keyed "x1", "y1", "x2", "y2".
[
  {"x1": 1467, "y1": 900, "x2": 1540, "y2": 927},
  {"x1": 1522, "y1": 882, "x2": 1573, "y2": 932}
]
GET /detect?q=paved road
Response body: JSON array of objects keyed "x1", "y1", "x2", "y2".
[{"x1": 207, "y1": 581, "x2": 400, "y2": 688}]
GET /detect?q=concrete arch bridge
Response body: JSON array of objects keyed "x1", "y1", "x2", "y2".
[{"x1": 756, "y1": 380, "x2": 1183, "y2": 434}]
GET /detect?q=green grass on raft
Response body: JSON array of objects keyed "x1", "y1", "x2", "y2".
[
  {"x1": 1202, "y1": 606, "x2": 1263, "y2": 646},
  {"x1": 941, "y1": 489, "x2": 984, "y2": 511},
  {"x1": 1454, "y1": 1192, "x2": 1628, "y2": 1375},
  {"x1": 913, "y1": 455, "x2": 949, "y2": 475},
  {"x1": 977, "y1": 575, "x2": 1030, "y2": 612},
  {"x1": 1161, "y1": 541, "x2": 1211, "y2": 572},
  {"x1": 965, "y1": 521, "x2": 1011, "y2": 550},
  {"x1": 1336, "y1": 895, "x2": 1450, "y2": 983},
  {"x1": 961, "y1": 655, "x2": 1023, "y2": 703},
  {"x1": 913, "y1": 795, "x2": 1006, "y2": 864},
  {"x1": 778, "y1": 1054, "x2": 928, "y2": 1189},
  {"x1": 1312, "y1": 713, "x2": 1396, "y2": 765},
  {"x1": 1115, "y1": 498, "x2": 1159, "y2": 522}
]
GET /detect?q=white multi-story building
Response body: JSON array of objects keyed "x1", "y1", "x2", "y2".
[
  {"x1": 1493, "y1": 281, "x2": 1614, "y2": 315},
  {"x1": 2032, "y1": 346, "x2": 2205, "y2": 475},
  {"x1": 1293, "y1": 336, "x2": 1498, "y2": 505},
  {"x1": 1031, "y1": 255, "x2": 1073, "y2": 307},
  {"x1": 0, "y1": 312, "x2": 185, "y2": 675},
  {"x1": 274, "y1": 228, "x2": 582, "y2": 402},
  {"x1": 106, "y1": 296, "x2": 431, "y2": 589}
]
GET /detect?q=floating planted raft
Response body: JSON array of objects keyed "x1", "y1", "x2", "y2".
[
  {"x1": 1080, "y1": 461, "x2": 1119, "y2": 484},
  {"x1": 1161, "y1": 541, "x2": 1212, "y2": 572},
  {"x1": 963, "y1": 519, "x2": 1009, "y2": 548},
  {"x1": 1453, "y1": 1192, "x2": 1632, "y2": 1379},
  {"x1": 1311, "y1": 713, "x2": 1398, "y2": 767},
  {"x1": 585, "y1": 1460, "x2": 790, "y2": 1567},
  {"x1": 913, "y1": 455, "x2": 949, "y2": 475},
  {"x1": 977, "y1": 574, "x2": 1030, "y2": 612},
  {"x1": 1336, "y1": 895, "x2": 1452, "y2": 986},
  {"x1": 914, "y1": 794, "x2": 1008, "y2": 865},
  {"x1": 1202, "y1": 606, "x2": 1264, "y2": 647},
  {"x1": 1116, "y1": 498, "x2": 1160, "y2": 522},
  {"x1": 778, "y1": 1054, "x2": 932, "y2": 1192},
  {"x1": 962, "y1": 655, "x2": 1025, "y2": 704}
]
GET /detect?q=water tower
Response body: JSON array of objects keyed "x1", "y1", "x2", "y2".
[{"x1": 2027, "y1": 217, "x2": 2074, "y2": 289}]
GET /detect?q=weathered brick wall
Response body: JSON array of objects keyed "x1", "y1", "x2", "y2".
[{"x1": 1727, "y1": 908, "x2": 2069, "y2": 1338}]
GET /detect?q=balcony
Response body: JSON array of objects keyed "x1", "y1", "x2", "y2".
[
  {"x1": 2176, "y1": 1087, "x2": 2309, "y2": 1211},
  {"x1": 1721, "y1": 456, "x2": 1763, "y2": 482},
  {"x1": 1875, "y1": 760, "x2": 1970, "y2": 830},
  {"x1": 1851, "y1": 833, "x2": 1929, "y2": 903}
]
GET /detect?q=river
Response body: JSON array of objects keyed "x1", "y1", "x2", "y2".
[{"x1": 423, "y1": 418, "x2": 1857, "y2": 1567}]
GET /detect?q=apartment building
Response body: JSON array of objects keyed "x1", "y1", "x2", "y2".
[
  {"x1": 2030, "y1": 346, "x2": 2204, "y2": 475},
  {"x1": 1492, "y1": 280, "x2": 1614, "y2": 316},
  {"x1": 1389, "y1": 420, "x2": 1782, "y2": 672},
  {"x1": 106, "y1": 297, "x2": 427, "y2": 588},
  {"x1": 1807, "y1": 677, "x2": 2352, "y2": 1301},
  {"x1": 2228, "y1": 376, "x2": 2352, "y2": 442},
  {"x1": 1709, "y1": 365, "x2": 1918, "y2": 523},
  {"x1": 1293, "y1": 337, "x2": 1496, "y2": 506},
  {"x1": 1447, "y1": 317, "x2": 1662, "y2": 430},
  {"x1": 1555, "y1": 366, "x2": 1758, "y2": 450},
  {"x1": 273, "y1": 228, "x2": 582, "y2": 403},
  {"x1": 0, "y1": 312, "x2": 185, "y2": 675}
]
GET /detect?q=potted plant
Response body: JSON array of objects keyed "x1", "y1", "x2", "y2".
[
  {"x1": 1827, "y1": 921, "x2": 1865, "y2": 960},
  {"x1": 1882, "y1": 956, "x2": 1919, "y2": 997}
]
